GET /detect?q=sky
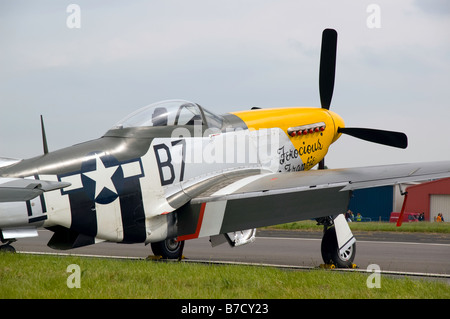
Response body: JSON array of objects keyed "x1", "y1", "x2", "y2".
[{"x1": 0, "y1": 0, "x2": 449, "y2": 169}]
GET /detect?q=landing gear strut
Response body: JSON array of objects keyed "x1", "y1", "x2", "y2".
[{"x1": 151, "y1": 238, "x2": 185, "y2": 260}]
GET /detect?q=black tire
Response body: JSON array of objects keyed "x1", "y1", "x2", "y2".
[
  {"x1": 0, "y1": 244, "x2": 16, "y2": 253},
  {"x1": 321, "y1": 227, "x2": 356, "y2": 268},
  {"x1": 151, "y1": 238, "x2": 185, "y2": 259}
]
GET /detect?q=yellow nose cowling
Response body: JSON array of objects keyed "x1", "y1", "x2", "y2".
[{"x1": 231, "y1": 107, "x2": 345, "y2": 170}]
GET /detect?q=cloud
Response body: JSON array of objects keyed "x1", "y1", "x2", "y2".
[
  {"x1": 414, "y1": 0, "x2": 450, "y2": 15},
  {"x1": 0, "y1": 0, "x2": 449, "y2": 167}
]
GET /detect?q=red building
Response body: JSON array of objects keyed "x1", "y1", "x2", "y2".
[{"x1": 403, "y1": 177, "x2": 450, "y2": 222}]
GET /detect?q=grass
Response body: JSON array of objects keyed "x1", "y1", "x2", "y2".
[
  {"x1": 1, "y1": 221, "x2": 449, "y2": 300},
  {"x1": 0, "y1": 253, "x2": 449, "y2": 299},
  {"x1": 264, "y1": 220, "x2": 450, "y2": 233}
]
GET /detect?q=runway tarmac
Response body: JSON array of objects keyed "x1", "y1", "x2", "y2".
[{"x1": 10, "y1": 229, "x2": 450, "y2": 275}]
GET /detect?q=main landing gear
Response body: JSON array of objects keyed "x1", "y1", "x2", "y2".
[
  {"x1": 150, "y1": 238, "x2": 185, "y2": 260},
  {"x1": 0, "y1": 240, "x2": 16, "y2": 253},
  {"x1": 317, "y1": 216, "x2": 356, "y2": 268}
]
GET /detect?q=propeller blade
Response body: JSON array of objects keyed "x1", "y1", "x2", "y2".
[
  {"x1": 338, "y1": 127, "x2": 408, "y2": 149},
  {"x1": 319, "y1": 28, "x2": 338, "y2": 110},
  {"x1": 318, "y1": 159, "x2": 326, "y2": 170}
]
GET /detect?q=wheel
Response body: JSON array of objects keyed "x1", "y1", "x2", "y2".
[
  {"x1": 0, "y1": 244, "x2": 16, "y2": 253},
  {"x1": 151, "y1": 238, "x2": 185, "y2": 259},
  {"x1": 321, "y1": 227, "x2": 356, "y2": 268}
]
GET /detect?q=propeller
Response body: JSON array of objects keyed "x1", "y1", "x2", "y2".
[
  {"x1": 316, "y1": 29, "x2": 408, "y2": 169},
  {"x1": 337, "y1": 127, "x2": 408, "y2": 149},
  {"x1": 319, "y1": 28, "x2": 337, "y2": 110}
]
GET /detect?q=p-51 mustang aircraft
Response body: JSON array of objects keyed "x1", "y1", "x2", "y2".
[{"x1": 1, "y1": 29, "x2": 449, "y2": 268}]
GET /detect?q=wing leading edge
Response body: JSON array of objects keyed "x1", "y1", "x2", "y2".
[{"x1": 193, "y1": 161, "x2": 450, "y2": 203}]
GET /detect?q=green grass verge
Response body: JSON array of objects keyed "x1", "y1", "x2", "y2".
[
  {"x1": 1, "y1": 253, "x2": 448, "y2": 299},
  {"x1": 264, "y1": 220, "x2": 450, "y2": 233}
]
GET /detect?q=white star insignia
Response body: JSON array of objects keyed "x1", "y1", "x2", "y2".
[{"x1": 83, "y1": 155, "x2": 119, "y2": 199}]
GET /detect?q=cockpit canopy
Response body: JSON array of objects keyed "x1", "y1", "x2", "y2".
[{"x1": 112, "y1": 100, "x2": 223, "y2": 129}]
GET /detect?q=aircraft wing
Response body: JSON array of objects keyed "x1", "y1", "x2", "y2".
[
  {"x1": 0, "y1": 177, "x2": 71, "y2": 202},
  {"x1": 176, "y1": 161, "x2": 450, "y2": 238},
  {"x1": 201, "y1": 160, "x2": 450, "y2": 198}
]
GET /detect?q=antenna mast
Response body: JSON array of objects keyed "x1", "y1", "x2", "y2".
[{"x1": 40, "y1": 115, "x2": 49, "y2": 155}]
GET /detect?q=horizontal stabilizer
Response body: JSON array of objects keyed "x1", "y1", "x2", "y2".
[
  {"x1": 0, "y1": 157, "x2": 20, "y2": 169},
  {"x1": 0, "y1": 177, "x2": 71, "y2": 202}
]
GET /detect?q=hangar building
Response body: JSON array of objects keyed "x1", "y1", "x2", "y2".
[
  {"x1": 348, "y1": 185, "x2": 401, "y2": 222},
  {"x1": 348, "y1": 178, "x2": 450, "y2": 222},
  {"x1": 402, "y1": 177, "x2": 450, "y2": 222}
]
